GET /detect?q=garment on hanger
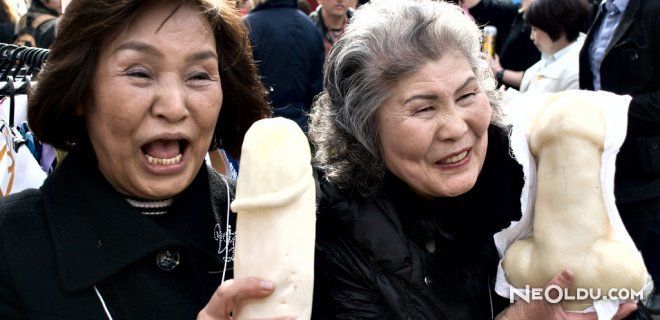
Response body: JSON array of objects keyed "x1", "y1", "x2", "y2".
[{"x1": 0, "y1": 120, "x2": 47, "y2": 196}]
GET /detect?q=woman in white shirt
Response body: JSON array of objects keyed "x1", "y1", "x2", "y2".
[{"x1": 518, "y1": 0, "x2": 589, "y2": 93}]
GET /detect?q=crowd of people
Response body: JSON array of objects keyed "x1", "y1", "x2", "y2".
[{"x1": 0, "y1": 0, "x2": 658, "y2": 319}]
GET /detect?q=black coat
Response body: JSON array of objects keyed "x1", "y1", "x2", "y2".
[
  {"x1": 579, "y1": 0, "x2": 660, "y2": 204},
  {"x1": 0, "y1": 147, "x2": 235, "y2": 319},
  {"x1": 312, "y1": 126, "x2": 524, "y2": 319},
  {"x1": 244, "y1": 0, "x2": 324, "y2": 132}
]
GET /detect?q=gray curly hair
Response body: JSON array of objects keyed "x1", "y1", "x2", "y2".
[{"x1": 309, "y1": 0, "x2": 502, "y2": 199}]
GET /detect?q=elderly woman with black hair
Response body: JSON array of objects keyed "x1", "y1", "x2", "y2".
[
  {"x1": 309, "y1": 0, "x2": 638, "y2": 319},
  {"x1": 0, "y1": 0, "x2": 284, "y2": 319}
]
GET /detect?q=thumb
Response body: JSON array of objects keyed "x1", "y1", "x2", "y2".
[{"x1": 545, "y1": 269, "x2": 574, "y2": 301}]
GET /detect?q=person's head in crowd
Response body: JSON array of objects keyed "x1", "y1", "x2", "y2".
[
  {"x1": 298, "y1": 0, "x2": 312, "y2": 14},
  {"x1": 310, "y1": 0, "x2": 500, "y2": 199},
  {"x1": 28, "y1": 0, "x2": 270, "y2": 200},
  {"x1": 32, "y1": 0, "x2": 62, "y2": 15},
  {"x1": 318, "y1": 0, "x2": 350, "y2": 19},
  {"x1": 524, "y1": 0, "x2": 588, "y2": 55}
]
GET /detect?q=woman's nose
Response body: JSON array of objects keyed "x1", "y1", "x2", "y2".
[
  {"x1": 435, "y1": 111, "x2": 469, "y2": 141},
  {"x1": 152, "y1": 81, "x2": 189, "y2": 122}
]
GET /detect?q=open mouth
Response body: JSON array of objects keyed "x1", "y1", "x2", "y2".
[
  {"x1": 141, "y1": 139, "x2": 189, "y2": 166},
  {"x1": 437, "y1": 149, "x2": 470, "y2": 165}
]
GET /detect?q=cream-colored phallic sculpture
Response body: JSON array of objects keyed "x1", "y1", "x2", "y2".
[
  {"x1": 502, "y1": 93, "x2": 647, "y2": 311},
  {"x1": 230, "y1": 118, "x2": 315, "y2": 319}
]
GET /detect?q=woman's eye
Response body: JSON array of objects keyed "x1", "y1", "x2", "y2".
[
  {"x1": 458, "y1": 92, "x2": 477, "y2": 102},
  {"x1": 126, "y1": 69, "x2": 150, "y2": 79},
  {"x1": 189, "y1": 72, "x2": 212, "y2": 81},
  {"x1": 414, "y1": 106, "x2": 433, "y2": 114}
]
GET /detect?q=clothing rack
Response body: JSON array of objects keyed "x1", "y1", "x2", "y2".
[{"x1": 0, "y1": 43, "x2": 49, "y2": 126}]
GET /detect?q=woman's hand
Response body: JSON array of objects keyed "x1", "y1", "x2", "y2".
[
  {"x1": 497, "y1": 269, "x2": 638, "y2": 320},
  {"x1": 198, "y1": 277, "x2": 292, "y2": 320}
]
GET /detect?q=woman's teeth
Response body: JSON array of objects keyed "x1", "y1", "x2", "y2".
[
  {"x1": 146, "y1": 154, "x2": 182, "y2": 166},
  {"x1": 441, "y1": 150, "x2": 468, "y2": 164}
]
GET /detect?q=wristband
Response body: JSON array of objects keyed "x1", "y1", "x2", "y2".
[{"x1": 496, "y1": 70, "x2": 504, "y2": 81}]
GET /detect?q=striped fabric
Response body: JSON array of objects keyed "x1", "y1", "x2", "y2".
[
  {"x1": 588, "y1": 0, "x2": 629, "y2": 90},
  {"x1": 125, "y1": 197, "x2": 173, "y2": 215}
]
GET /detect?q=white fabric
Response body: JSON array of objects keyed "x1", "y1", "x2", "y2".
[
  {"x1": 493, "y1": 91, "x2": 653, "y2": 319},
  {"x1": 519, "y1": 34, "x2": 585, "y2": 94},
  {"x1": 0, "y1": 95, "x2": 29, "y2": 126},
  {"x1": 0, "y1": 121, "x2": 47, "y2": 196}
]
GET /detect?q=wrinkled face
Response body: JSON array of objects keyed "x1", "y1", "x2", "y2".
[
  {"x1": 86, "y1": 3, "x2": 222, "y2": 200},
  {"x1": 377, "y1": 54, "x2": 491, "y2": 198},
  {"x1": 530, "y1": 26, "x2": 559, "y2": 55},
  {"x1": 319, "y1": 0, "x2": 349, "y2": 18}
]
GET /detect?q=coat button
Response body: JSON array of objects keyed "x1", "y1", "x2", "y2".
[
  {"x1": 424, "y1": 276, "x2": 433, "y2": 287},
  {"x1": 156, "y1": 249, "x2": 180, "y2": 271},
  {"x1": 651, "y1": 142, "x2": 659, "y2": 150}
]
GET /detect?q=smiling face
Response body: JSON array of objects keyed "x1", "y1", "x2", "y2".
[
  {"x1": 377, "y1": 53, "x2": 491, "y2": 198},
  {"x1": 86, "y1": 2, "x2": 222, "y2": 200}
]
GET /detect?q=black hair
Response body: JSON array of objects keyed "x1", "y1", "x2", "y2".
[{"x1": 524, "y1": 0, "x2": 589, "y2": 42}]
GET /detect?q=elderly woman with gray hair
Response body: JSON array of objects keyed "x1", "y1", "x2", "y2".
[{"x1": 309, "y1": 0, "x2": 638, "y2": 319}]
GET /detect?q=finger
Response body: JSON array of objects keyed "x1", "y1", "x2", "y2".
[
  {"x1": 545, "y1": 269, "x2": 574, "y2": 301},
  {"x1": 546, "y1": 269, "x2": 574, "y2": 289},
  {"x1": 202, "y1": 278, "x2": 275, "y2": 319},
  {"x1": 612, "y1": 301, "x2": 638, "y2": 320},
  {"x1": 565, "y1": 311, "x2": 598, "y2": 320}
]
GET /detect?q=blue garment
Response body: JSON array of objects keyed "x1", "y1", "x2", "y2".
[
  {"x1": 588, "y1": 0, "x2": 629, "y2": 90},
  {"x1": 244, "y1": 0, "x2": 324, "y2": 132}
]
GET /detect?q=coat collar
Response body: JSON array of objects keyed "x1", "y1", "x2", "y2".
[
  {"x1": 604, "y1": 0, "x2": 639, "y2": 57},
  {"x1": 40, "y1": 147, "x2": 228, "y2": 292},
  {"x1": 251, "y1": 0, "x2": 297, "y2": 12},
  {"x1": 533, "y1": 35, "x2": 585, "y2": 80}
]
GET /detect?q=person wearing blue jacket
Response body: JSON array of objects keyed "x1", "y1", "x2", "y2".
[{"x1": 244, "y1": 0, "x2": 324, "y2": 132}]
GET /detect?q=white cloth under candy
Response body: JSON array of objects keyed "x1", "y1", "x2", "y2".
[{"x1": 494, "y1": 90, "x2": 653, "y2": 319}]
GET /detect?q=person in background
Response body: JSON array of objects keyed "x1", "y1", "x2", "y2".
[
  {"x1": 579, "y1": 0, "x2": 660, "y2": 315},
  {"x1": 309, "y1": 0, "x2": 638, "y2": 318},
  {"x1": 244, "y1": 0, "x2": 324, "y2": 132},
  {"x1": 0, "y1": 0, "x2": 278, "y2": 318},
  {"x1": 309, "y1": 0, "x2": 353, "y2": 56},
  {"x1": 0, "y1": 0, "x2": 19, "y2": 44},
  {"x1": 461, "y1": 0, "x2": 539, "y2": 90},
  {"x1": 15, "y1": 0, "x2": 60, "y2": 48},
  {"x1": 517, "y1": 0, "x2": 588, "y2": 93},
  {"x1": 297, "y1": 0, "x2": 312, "y2": 14}
]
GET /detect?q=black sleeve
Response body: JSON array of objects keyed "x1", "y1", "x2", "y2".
[
  {"x1": 312, "y1": 236, "x2": 394, "y2": 319},
  {"x1": 0, "y1": 204, "x2": 25, "y2": 318},
  {"x1": 311, "y1": 183, "x2": 394, "y2": 319},
  {"x1": 629, "y1": 14, "x2": 660, "y2": 126},
  {"x1": 35, "y1": 18, "x2": 57, "y2": 49}
]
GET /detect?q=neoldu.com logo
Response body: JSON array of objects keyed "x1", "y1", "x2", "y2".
[{"x1": 510, "y1": 285, "x2": 644, "y2": 304}]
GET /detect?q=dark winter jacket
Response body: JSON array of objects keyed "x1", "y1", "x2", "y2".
[
  {"x1": 312, "y1": 126, "x2": 524, "y2": 319},
  {"x1": 244, "y1": 0, "x2": 324, "y2": 131},
  {"x1": 0, "y1": 146, "x2": 235, "y2": 319},
  {"x1": 579, "y1": 0, "x2": 660, "y2": 204}
]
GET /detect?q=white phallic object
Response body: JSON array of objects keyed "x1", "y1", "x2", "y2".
[
  {"x1": 231, "y1": 117, "x2": 316, "y2": 320},
  {"x1": 494, "y1": 91, "x2": 652, "y2": 318}
]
